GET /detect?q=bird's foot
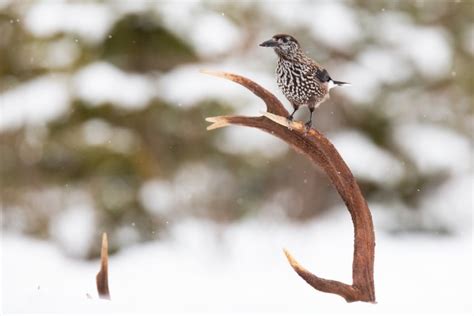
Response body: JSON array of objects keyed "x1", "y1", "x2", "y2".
[
  {"x1": 304, "y1": 121, "x2": 312, "y2": 134},
  {"x1": 286, "y1": 115, "x2": 294, "y2": 130}
]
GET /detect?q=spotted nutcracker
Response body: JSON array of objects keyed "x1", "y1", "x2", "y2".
[{"x1": 260, "y1": 34, "x2": 349, "y2": 127}]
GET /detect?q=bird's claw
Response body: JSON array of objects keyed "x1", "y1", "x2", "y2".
[{"x1": 286, "y1": 115, "x2": 294, "y2": 130}]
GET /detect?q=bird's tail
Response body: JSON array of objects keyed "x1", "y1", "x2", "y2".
[
  {"x1": 332, "y1": 80, "x2": 351, "y2": 86},
  {"x1": 328, "y1": 79, "x2": 351, "y2": 90}
]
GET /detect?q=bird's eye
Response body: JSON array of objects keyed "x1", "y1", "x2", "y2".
[{"x1": 282, "y1": 38, "x2": 288, "y2": 43}]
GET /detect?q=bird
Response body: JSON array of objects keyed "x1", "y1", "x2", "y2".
[{"x1": 259, "y1": 34, "x2": 349, "y2": 128}]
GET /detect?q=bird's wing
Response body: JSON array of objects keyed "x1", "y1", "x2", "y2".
[{"x1": 314, "y1": 68, "x2": 331, "y2": 83}]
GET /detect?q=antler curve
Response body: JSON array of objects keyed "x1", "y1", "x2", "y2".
[{"x1": 203, "y1": 70, "x2": 376, "y2": 303}]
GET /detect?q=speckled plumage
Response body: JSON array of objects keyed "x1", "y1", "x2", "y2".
[
  {"x1": 260, "y1": 34, "x2": 349, "y2": 127},
  {"x1": 276, "y1": 57, "x2": 328, "y2": 107}
]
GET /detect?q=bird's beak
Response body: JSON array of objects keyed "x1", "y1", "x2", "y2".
[{"x1": 259, "y1": 39, "x2": 278, "y2": 47}]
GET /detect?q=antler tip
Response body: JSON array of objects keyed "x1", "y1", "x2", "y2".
[
  {"x1": 199, "y1": 69, "x2": 227, "y2": 78},
  {"x1": 101, "y1": 232, "x2": 108, "y2": 255},
  {"x1": 283, "y1": 248, "x2": 301, "y2": 268},
  {"x1": 205, "y1": 116, "x2": 231, "y2": 130}
]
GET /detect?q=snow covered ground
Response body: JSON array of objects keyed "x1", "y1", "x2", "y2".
[{"x1": 2, "y1": 213, "x2": 472, "y2": 315}]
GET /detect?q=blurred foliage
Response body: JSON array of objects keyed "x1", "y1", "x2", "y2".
[
  {"x1": 0, "y1": 0, "x2": 472, "y2": 258},
  {"x1": 102, "y1": 14, "x2": 197, "y2": 71}
]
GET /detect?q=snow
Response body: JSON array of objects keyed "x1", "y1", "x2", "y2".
[
  {"x1": 81, "y1": 119, "x2": 138, "y2": 153},
  {"x1": 337, "y1": 62, "x2": 381, "y2": 104},
  {"x1": 157, "y1": 64, "x2": 276, "y2": 109},
  {"x1": 376, "y1": 12, "x2": 452, "y2": 79},
  {"x1": 2, "y1": 215, "x2": 472, "y2": 314},
  {"x1": 0, "y1": 74, "x2": 70, "y2": 131},
  {"x1": 308, "y1": 1, "x2": 362, "y2": 50},
  {"x1": 38, "y1": 37, "x2": 80, "y2": 69},
  {"x1": 0, "y1": 0, "x2": 12, "y2": 10},
  {"x1": 50, "y1": 204, "x2": 96, "y2": 258},
  {"x1": 267, "y1": 0, "x2": 361, "y2": 50},
  {"x1": 81, "y1": 119, "x2": 113, "y2": 146},
  {"x1": 339, "y1": 47, "x2": 413, "y2": 104},
  {"x1": 157, "y1": 65, "x2": 242, "y2": 108},
  {"x1": 393, "y1": 122, "x2": 471, "y2": 175},
  {"x1": 401, "y1": 27, "x2": 452, "y2": 78},
  {"x1": 111, "y1": 0, "x2": 151, "y2": 15},
  {"x1": 215, "y1": 127, "x2": 289, "y2": 158},
  {"x1": 24, "y1": 2, "x2": 115, "y2": 44},
  {"x1": 156, "y1": 1, "x2": 243, "y2": 58},
  {"x1": 419, "y1": 173, "x2": 473, "y2": 234},
  {"x1": 330, "y1": 130, "x2": 404, "y2": 186},
  {"x1": 139, "y1": 180, "x2": 175, "y2": 216},
  {"x1": 138, "y1": 163, "x2": 236, "y2": 218},
  {"x1": 114, "y1": 225, "x2": 141, "y2": 249},
  {"x1": 356, "y1": 47, "x2": 412, "y2": 85},
  {"x1": 186, "y1": 12, "x2": 243, "y2": 57},
  {"x1": 172, "y1": 163, "x2": 235, "y2": 212},
  {"x1": 73, "y1": 62, "x2": 155, "y2": 110},
  {"x1": 155, "y1": 0, "x2": 201, "y2": 39}
]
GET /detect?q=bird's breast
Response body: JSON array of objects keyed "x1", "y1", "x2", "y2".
[{"x1": 276, "y1": 61, "x2": 325, "y2": 105}]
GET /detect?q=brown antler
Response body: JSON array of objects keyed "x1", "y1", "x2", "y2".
[
  {"x1": 203, "y1": 70, "x2": 376, "y2": 303},
  {"x1": 96, "y1": 232, "x2": 111, "y2": 300}
]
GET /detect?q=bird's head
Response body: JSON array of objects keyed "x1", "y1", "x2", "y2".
[{"x1": 259, "y1": 34, "x2": 301, "y2": 59}]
